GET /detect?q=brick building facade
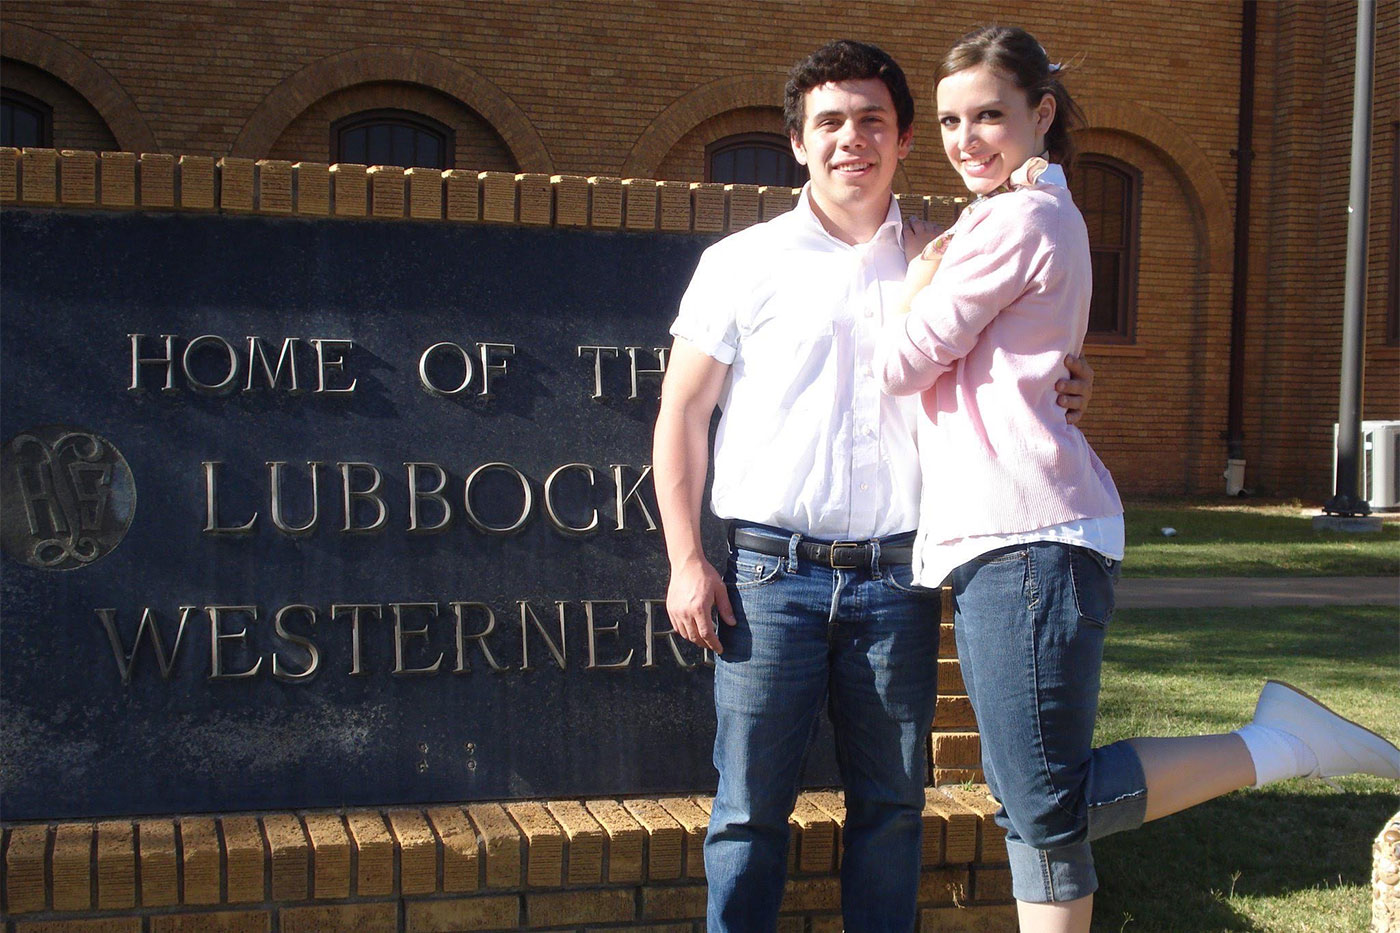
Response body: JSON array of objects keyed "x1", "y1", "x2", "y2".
[{"x1": 2, "y1": 0, "x2": 1397, "y2": 499}]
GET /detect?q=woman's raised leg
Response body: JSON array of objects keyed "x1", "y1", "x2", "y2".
[{"x1": 1017, "y1": 894, "x2": 1094, "y2": 933}]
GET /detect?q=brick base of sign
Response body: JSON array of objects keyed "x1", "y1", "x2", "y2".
[{"x1": 0, "y1": 787, "x2": 1015, "y2": 932}]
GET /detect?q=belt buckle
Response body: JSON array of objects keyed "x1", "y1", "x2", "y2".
[{"x1": 828, "y1": 540, "x2": 864, "y2": 569}]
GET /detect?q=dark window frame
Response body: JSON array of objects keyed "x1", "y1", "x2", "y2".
[
  {"x1": 704, "y1": 132, "x2": 807, "y2": 187},
  {"x1": 331, "y1": 108, "x2": 454, "y2": 170},
  {"x1": 1073, "y1": 154, "x2": 1142, "y2": 344},
  {"x1": 1, "y1": 89, "x2": 54, "y2": 149}
]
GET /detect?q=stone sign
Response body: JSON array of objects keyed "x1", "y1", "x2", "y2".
[{"x1": 0, "y1": 207, "x2": 840, "y2": 819}]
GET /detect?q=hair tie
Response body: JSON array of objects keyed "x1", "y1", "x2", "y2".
[{"x1": 1048, "y1": 62, "x2": 1063, "y2": 74}]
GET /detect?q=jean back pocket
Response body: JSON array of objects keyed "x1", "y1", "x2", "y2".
[{"x1": 1069, "y1": 547, "x2": 1118, "y2": 628}]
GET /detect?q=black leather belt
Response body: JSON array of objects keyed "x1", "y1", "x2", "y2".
[{"x1": 730, "y1": 528, "x2": 914, "y2": 568}]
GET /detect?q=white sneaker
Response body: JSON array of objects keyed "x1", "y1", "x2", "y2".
[{"x1": 1252, "y1": 680, "x2": 1400, "y2": 781}]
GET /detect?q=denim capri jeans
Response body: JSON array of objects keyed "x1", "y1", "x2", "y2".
[{"x1": 950, "y1": 541, "x2": 1149, "y2": 903}]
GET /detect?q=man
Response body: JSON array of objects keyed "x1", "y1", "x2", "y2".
[{"x1": 652, "y1": 40, "x2": 1093, "y2": 931}]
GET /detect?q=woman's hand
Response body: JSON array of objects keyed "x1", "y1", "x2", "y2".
[
  {"x1": 903, "y1": 217, "x2": 947, "y2": 264},
  {"x1": 897, "y1": 218, "x2": 950, "y2": 316}
]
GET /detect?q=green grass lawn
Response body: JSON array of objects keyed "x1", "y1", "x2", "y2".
[
  {"x1": 1090, "y1": 606, "x2": 1400, "y2": 932},
  {"x1": 1123, "y1": 499, "x2": 1400, "y2": 578}
]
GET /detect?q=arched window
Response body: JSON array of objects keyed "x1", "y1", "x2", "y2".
[
  {"x1": 1072, "y1": 155, "x2": 1141, "y2": 341},
  {"x1": 706, "y1": 133, "x2": 807, "y2": 187},
  {"x1": 332, "y1": 109, "x2": 453, "y2": 169},
  {"x1": 1, "y1": 90, "x2": 52, "y2": 149}
]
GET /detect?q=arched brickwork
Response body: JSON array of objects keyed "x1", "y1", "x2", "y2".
[
  {"x1": 231, "y1": 46, "x2": 552, "y2": 171},
  {"x1": 1074, "y1": 97, "x2": 1239, "y2": 495},
  {"x1": 654, "y1": 106, "x2": 785, "y2": 182},
  {"x1": 633, "y1": 75, "x2": 911, "y2": 192},
  {"x1": 1079, "y1": 95, "x2": 1234, "y2": 275},
  {"x1": 2, "y1": 58, "x2": 117, "y2": 152},
  {"x1": 622, "y1": 74, "x2": 786, "y2": 179},
  {"x1": 0, "y1": 22, "x2": 157, "y2": 153},
  {"x1": 265, "y1": 82, "x2": 517, "y2": 172}
]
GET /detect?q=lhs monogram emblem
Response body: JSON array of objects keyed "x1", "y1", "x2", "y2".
[{"x1": 1, "y1": 427, "x2": 136, "y2": 570}]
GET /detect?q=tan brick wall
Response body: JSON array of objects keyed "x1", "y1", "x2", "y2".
[
  {"x1": 0, "y1": 2, "x2": 1249, "y2": 186},
  {"x1": 1249, "y1": 1, "x2": 1400, "y2": 498}
]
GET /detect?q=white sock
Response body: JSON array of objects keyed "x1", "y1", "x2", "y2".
[{"x1": 1234, "y1": 723, "x2": 1319, "y2": 787}]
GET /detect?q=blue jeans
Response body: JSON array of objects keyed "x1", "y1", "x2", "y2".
[
  {"x1": 951, "y1": 542, "x2": 1148, "y2": 903},
  {"x1": 705, "y1": 526, "x2": 940, "y2": 933}
]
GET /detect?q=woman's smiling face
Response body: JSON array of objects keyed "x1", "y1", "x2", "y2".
[{"x1": 936, "y1": 63, "x2": 1055, "y2": 196}]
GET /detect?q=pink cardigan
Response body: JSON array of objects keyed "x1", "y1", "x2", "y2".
[{"x1": 874, "y1": 178, "x2": 1122, "y2": 543}]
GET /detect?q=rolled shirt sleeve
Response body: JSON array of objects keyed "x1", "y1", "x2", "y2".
[{"x1": 671, "y1": 246, "x2": 740, "y2": 365}]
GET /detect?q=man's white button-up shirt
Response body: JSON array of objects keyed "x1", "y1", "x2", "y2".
[{"x1": 670, "y1": 186, "x2": 921, "y2": 540}]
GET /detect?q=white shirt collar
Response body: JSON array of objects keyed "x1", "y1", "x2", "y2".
[
  {"x1": 1036, "y1": 163, "x2": 1068, "y2": 187},
  {"x1": 795, "y1": 183, "x2": 904, "y2": 249}
]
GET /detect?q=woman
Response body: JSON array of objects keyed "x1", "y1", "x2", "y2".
[{"x1": 875, "y1": 24, "x2": 1400, "y2": 932}]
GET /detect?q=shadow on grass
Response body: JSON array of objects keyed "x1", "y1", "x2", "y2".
[
  {"x1": 1108, "y1": 607, "x2": 1397, "y2": 670},
  {"x1": 1092, "y1": 787, "x2": 1396, "y2": 932},
  {"x1": 1121, "y1": 502, "x2": 1400, "y2": 578}
]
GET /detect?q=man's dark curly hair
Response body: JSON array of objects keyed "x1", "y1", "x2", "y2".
[{"x1": 783, "y1": 39, "x2": 915, "y2": 139}]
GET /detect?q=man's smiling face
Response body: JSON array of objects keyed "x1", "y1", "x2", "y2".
[{"x1": 790, "y1": 78, "x2": 911, "y2": 226}]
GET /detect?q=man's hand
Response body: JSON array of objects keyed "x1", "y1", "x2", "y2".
[
  {"x1": 666, "y1": 557, "x2": 736, "y2": 654},
  {"x1": 653, "y1": 339, "x2": 734, "y2": 654},
  {"x1": 1055, "y1": 354, "x2": 1094, "y2": 425}
]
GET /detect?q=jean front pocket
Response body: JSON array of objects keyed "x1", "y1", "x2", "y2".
[
  {"x1": 952, "y1": 545, "x2": 1033, "y2": 624},
  {"x1": 1068, "y1": 546, "x2": 1118, "y2": 628},
  {"x1": 878, "y1": 561, "x2": 939, "y2": 600},
  {"x1": 731, "y1": 548, "x2": 785, "y2": 590}
]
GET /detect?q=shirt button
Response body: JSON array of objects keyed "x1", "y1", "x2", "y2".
[{"x1": 860, "y1": 483, "x2": 869, "y2": 490}]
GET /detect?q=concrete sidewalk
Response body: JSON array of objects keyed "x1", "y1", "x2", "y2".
[{"x1": 1116, "y1": 575, "x2": 1399, "y2": 609}]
